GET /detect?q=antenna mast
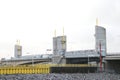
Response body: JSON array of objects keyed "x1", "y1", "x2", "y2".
[
  {"x1": 96, "y1": 18, "x2": 98, "y2": 26},
  {"x1": 54, "y1": 29, "x2": 56, "y2": 37},
  {"x1": 16, "y1": 40, "x2": 20, "y2": 45},
  {"x1": 62, "y1": 27, "x2": 64, "y2": 50}
]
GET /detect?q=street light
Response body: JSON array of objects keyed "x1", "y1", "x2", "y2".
[
  {"x1": 27, "y1": 52, "x2": 35, "y2": 73},
  {"x1": 87, "y1": 55, "x2": 90, "y2": 73},
  {"x1": 32, "y1": 55, "x2": 34, "y2": 66},
  {"x1": 88, "y1": 55, "x2": 94, "y2": 64},
  {"x1": 88, "y1": 55, "x2": 89, "y2": 64},
  {"x1": 26, "y1": 52, "x2": 34, "y2": 66}
]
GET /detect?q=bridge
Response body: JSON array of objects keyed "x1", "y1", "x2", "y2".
[
  {"x1": 1, "y1": 58, "x2": 51, "y2": 65},
  {"x1": 104, "y1": 54, "x2": 120, "y2": 60},
  {"x1": 65, "y1": 50, "x2": 100, "y2": 64},
  {"x1": 104, "y1": 53, "x2": 120, "y2": 73},
  {"x1": 1, "y1": 50, "x2": 100, "y2": 65}
]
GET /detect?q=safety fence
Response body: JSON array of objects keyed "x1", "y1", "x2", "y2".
[
  {"x1": 0, "y1": 64, "x2": 98, "y2": 74},
  {"x1": 50, "y1": 64, "x2": 97, "y2": 67},
  {"x1": 0, "y1": 64, "x2": 50, "y2": 75},
  {"x1": 50, "y1": 64, "x2": 98, "y2": 73}
]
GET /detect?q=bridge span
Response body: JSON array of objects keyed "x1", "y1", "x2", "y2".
[
  {"x1": 104, "y1": 54, "x2": 120, "y2": 73},
  {"x1": 1, "y1": 58, "x2": 51, "y2": 65}
]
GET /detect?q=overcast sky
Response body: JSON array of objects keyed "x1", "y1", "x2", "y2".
[{"x1": 0, "y1": 0, "x2": 120, "y2": 59}]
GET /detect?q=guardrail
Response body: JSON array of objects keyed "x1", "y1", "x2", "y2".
[
  {"x1": 50, "y1": 64, "x2": 97, "y2": 67},
  {"x1": 0, "y1": 65, "x2": 50, "y2": 75},
  {"x1": 0, "y1": 64, "x2": 97, "y2": 74}
]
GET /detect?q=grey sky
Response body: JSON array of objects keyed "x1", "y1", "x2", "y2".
[{"x1": 0, "y1": 0, "x2": 120, "y2": 59}]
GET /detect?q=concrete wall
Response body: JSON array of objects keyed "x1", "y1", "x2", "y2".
[
  {"x1": 57, "y1": 36, "x2": 66, "y2": 55},
  {"x1": 53, "y1": 37, "x2": 57, "y2": 55},
  {"x1": 53, "y1": 36, "x2": 66, "y2": 55}
]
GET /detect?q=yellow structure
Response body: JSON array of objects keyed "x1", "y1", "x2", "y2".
[
  {"x1": 0, "y1": 64, "x2": 97, "y2": 75},
  {"x1": 0, "y1": 64, "x2": 50, "y2": 75}
]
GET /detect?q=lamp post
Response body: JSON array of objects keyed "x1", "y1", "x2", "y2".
[
  {"x1": 31, "y1": 54, "x2": 34, "y2": 66},
  {"x1": 88, "y1": 55, "x2": 90, "y2": 73},
  {"x1": 88, "y1": 55, "x2": 89, "y2": 65},
  {"x1": 26, "y1": 52, "x2": 34, "y2": 66},
  {"x1": 27, "y1": 52, "x2": 34, "y2": 73},
  {"x1": 88, "y1": 55, "x2": 93, "y2": 73},
  {"x1": 32, "y1": 54, "x2": 35, "y2": 73}
]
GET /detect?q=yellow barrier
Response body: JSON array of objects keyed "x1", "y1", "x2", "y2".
[
  {"x1": 0, "y1": 64, "x2": 50, "y2": 75},
  {"x1": 0, "y1": 64, "x2": 97, "y2": 75}
]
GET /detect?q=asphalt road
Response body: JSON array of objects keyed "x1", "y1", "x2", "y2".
[{"x1": 0, "y1": 73, "x2": 120, "y2": 80}]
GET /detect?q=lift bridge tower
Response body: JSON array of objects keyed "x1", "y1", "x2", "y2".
[
  {"x1": 95, "y1": 19, "x2": 107, "y2": 71},
  {"x1": 95, "y1": 19, "x2": 107, "y2": 57},
  {"x1": 52, "y1": 28, "x2": 67, "y2": 64},
  {"x1": 14, "y1": 40, "x2": 22, "y2": 58}
]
